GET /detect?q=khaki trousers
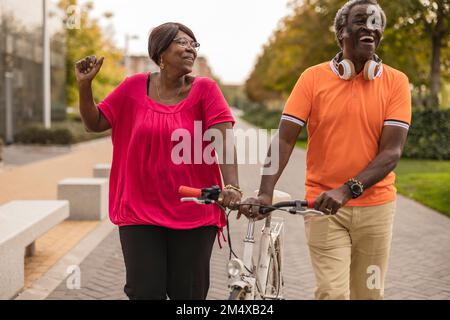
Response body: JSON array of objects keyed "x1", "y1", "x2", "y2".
[{"x1": 304, "y1": 201, "x2": 396, "y2": 300}]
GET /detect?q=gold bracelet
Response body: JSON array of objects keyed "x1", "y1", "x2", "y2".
[{"x1": 224, "y1": 184, "x2": 243, "y2": 197}]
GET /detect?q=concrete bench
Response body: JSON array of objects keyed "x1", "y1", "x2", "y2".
[
  {"x1": 0, "y1": 200, "x2": 69, "y2": 299},
  {"x1": 58, "y1": 178, "x2": 108, "y2": 221},
  {"x1": 93, "y1": 163, "x2": 111, "y2": 179}
]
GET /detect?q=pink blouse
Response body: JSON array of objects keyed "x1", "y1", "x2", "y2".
[{"x1": 98, "y1": 73, "x2": 235, "y2": 230}]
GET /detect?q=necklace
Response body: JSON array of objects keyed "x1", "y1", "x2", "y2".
[{"x1": 156, "y1": 76, "x2": 185, "y2": 102}]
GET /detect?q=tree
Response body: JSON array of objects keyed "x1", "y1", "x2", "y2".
[
  {"x1": 58, "y1": 0, "x2": 125, "y2": 108},
  {"x1": 246, "y1": 0, "x2": 450, "y2": 109},
  {"x1": 379, "y1": 0, "x2": 450, "y2": 109},
  {"x1": 245, "y1": 0, "x2": 343, "y2": 103},
  {"x1": 246, "y1": 0, "x2": 338, "y2": 101}
]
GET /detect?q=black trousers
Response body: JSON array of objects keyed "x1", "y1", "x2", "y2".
[{"x1": 119, "y1": 225, "x2": 217, "y2": 300}]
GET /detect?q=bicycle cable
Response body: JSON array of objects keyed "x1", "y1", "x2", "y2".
[{"x1": 216, "y1": 203, "x2": 239, "y2": 261}]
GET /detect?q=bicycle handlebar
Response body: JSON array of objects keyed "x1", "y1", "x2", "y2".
[
  {"x1": 258, "y1": 200, "x2": 315, "y2": 215},
  {"x1": 178, "y1": 185, "x2": 320, "y2": 215},
  {"x1": 178, "y1": 186, "x2": 202, "y2": 198}
]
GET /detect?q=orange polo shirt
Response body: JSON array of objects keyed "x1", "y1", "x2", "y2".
[{"x1": 282, "y1": 62, "x2": 411, "y2": 206}]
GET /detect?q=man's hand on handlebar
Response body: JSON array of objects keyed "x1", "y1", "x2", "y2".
[
  {"x1": 237, "y1": 193, "x2": 272, "y2": 221},
  {"x1": 314, "y1": 185, "x2": 352, "y2": 215},
  {"x1": 218, "y1": 188, "x2": 242, "y2": 211}
]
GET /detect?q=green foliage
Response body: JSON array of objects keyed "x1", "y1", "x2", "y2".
[
  {"x1": 14, "y1": 120, "x2": 111, "y2": 146},
  {"x1": 246, "y1": 0, "x2": 341, "y2": 102},
  {"x1": 239, "y1": 101, "x2": 308, "y2": 141},
  {"x1": 51, "y1": 127, "x2": 76, "y2": 145},
  {"x1": 220, "y1": 85, "x2": 247, "y2": 108},
  {"x1": 15, "y1": 125, "x2": 74, "y2": 145},
  {"x1": 53, "y1": 120, "x2": 111, "y2": 143},
  {"x1": 58, "y1": 0, "x2": 126, "y2": 108},
  {"x1": 403, "y1": 109, "x2": 450, "y2": 160},
  {"x1": 66, "y1": 111, "x2": 83, "y2": 122},
  {"x1": 246, "y1": 0, "x2": 450, "y2": 109},
  {"x1": 241, "y1": 103, "x2": 284, "y2": 130},
  {"x1": 378, "y1": 0, "x2": 450, "y2": 108}
]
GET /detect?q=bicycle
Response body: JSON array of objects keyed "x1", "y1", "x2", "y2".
[{"x1": 178, "y1": 185, "x2": 324, "y2": 300}]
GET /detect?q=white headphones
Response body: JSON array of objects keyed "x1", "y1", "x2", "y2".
[{"x1": 332, "y1": 52, "x2": 383, "y2": 81}]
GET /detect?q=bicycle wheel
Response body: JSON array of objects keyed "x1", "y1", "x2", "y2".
[
  {"x1": 228, "y1": 286, "x2": 247, "y2": 300},
  {"x1": 264, "y1": 238, "x2": 282, "y2": 299}
]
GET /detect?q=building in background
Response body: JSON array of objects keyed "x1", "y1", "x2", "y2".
[
  {"x1": 0, "y1": 0, "x2": 66, "y2": 143},
  {"x1": 191, "y1": 56, "x2": 213, "y2": 79},
  {"x1": 126, "y1": 54, "x2": 214, "y2": 78},
  {"x1": 126, "y1": 55, "x2": 159, "y2": 74}
]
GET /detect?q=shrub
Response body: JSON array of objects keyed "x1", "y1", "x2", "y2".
[
  {"x1": 66, "y1": 112, "x2": 82, "y2": 122},
  {"x1": 15, "y1": 125, "x2": 74, "y2": 145},
  {"x1": 51, "y1": 128, "x2": 75, "y2": 145},
  {"x1": 403, "y1": 109, "x2": 450, "y2": 160},
  {"x1": 240, "y1": 101, "x2": 308, "y2": 141},
  {"x1": 15, "y1": 125, "x2": 53, "y2": 144}
]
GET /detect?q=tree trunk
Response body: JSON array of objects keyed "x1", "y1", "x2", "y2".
[
  {"x1": 428, "y1": 33, "x2": 441, "y2": 109},
  {"x1": 427, "y1": 1, "x2": 444, "y2": 109}
]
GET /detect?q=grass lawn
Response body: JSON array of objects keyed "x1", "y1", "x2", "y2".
[
  {"x1": 295, "y1": 142, "x2": 450, "y2": 217},
  {"x1": 296, "y1": 140, "x2": 308, "y2": 149},
  {"x1": 394, "y1": 159, "x2": 450, "y2": 217}
]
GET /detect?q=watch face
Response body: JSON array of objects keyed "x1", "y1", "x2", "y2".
[{"x1": 351, "y1": 184, "x2": 363, "y2": 195}]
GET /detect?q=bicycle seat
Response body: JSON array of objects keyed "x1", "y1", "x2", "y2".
[{"x1": 254, "y1": 190, "x2": 292, "y2": 203}]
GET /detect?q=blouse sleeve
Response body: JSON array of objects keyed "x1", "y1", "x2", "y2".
[
  {"x1": 97, "y1": 77, "x2": 129, "y2": 128},
  {"x1": 203, "y1": 81, "x2": 235, "y2": 129}
]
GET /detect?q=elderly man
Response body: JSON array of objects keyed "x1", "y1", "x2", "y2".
[{"x1": 239, "y1": 0, "x2": 411, "y2": 300}]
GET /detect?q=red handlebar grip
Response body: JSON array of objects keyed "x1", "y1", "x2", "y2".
[
  {"x1": 179, "y1": 186, "x2": 202, "y2": 198},
  {"x1": 307, "y1": 200, "x2": 315, "y2": 208}
]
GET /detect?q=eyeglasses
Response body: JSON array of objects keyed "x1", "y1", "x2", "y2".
[{"x1": 173, "y1": 37, "x2": 200, "y2": 51}]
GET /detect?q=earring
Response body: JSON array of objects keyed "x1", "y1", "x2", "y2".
[{"x1": 160, "y1": 58, "x2": 165, "y2": 70}]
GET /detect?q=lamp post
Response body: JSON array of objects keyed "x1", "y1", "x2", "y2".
[{"x1": 43, "y1": 0, "x2": 51, "y2": 129}]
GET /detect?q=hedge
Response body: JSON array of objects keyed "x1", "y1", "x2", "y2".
[
  {"x1": 239, "y1": 102, "x2": 306, "y2": 141},
  {"x1": 14, "y1": 125, "x2": 74, "y2": 145},
  {"x1": 403, "y1": 109, "x2": 450, "y2": 160}
]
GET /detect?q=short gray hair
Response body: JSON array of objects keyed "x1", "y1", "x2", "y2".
[{"x1": 334, "y1": 0, "x2": 386, "y2": 49}]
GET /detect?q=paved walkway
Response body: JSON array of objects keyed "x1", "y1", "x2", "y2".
[
  {"x1": 0, "y1": 138, "x2": 113, "y2": 293},
  {"x1": 45, "y1": 115, "x2": 450, "y2": 300},
  {"x1": 0, "y1": 138, "x2": 112, "y2": 203},
  {"x1": 5, "y1": 114, "x2": 450, "y2": 300},
  {"x1": 2, "y1": 144, "x2": 73, "y2": 167}
]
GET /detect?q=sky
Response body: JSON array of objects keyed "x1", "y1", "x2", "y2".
[{"x1": 77, "y1": 0, "x2": 293, "y2": 85}]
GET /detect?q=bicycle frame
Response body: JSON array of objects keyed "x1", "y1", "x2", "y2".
[{"x1": 228, "y1": 214, "x2": 285, "y2": 300}]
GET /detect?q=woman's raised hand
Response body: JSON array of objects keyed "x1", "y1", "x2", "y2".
[{"x1": 75, "y1": 55, "x2": 104, "y2": 84}]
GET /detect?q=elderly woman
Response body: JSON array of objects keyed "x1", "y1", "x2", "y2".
[{"x1": 75, "y1": 22, "x2": 241, "y2": 300}]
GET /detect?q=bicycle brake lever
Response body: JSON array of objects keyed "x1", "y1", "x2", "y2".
[{"x1": 301, "y1": 209, "x2": 325, "y2": 216}]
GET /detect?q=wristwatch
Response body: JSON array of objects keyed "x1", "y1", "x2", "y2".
[{"x1": 345, "y1": 178, "x2": 364, "y2": 199}]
